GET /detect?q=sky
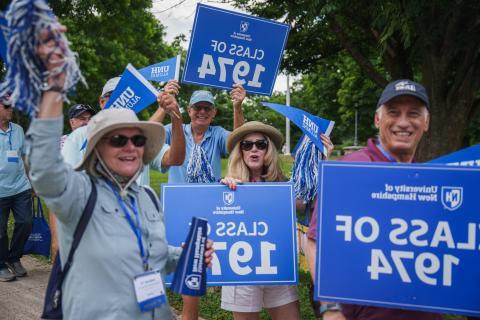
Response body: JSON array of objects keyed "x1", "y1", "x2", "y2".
[{"x1": 150, "y1": 0, "x2": 292, "y2": 93}]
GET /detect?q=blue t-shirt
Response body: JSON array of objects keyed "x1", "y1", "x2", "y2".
[
  {"x1": 0, "y1": 122, "x2": 30, "y2": 197},
  {"x1": 164, "y1": 123, "x2": 229, "y2": 183}
]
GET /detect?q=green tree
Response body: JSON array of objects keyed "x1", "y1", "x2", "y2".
[
  {"x1": 234, "y1": 0, "x2": 480, "y2": 160},
  {"x1": 1, "y1": 0, "x2": 177, "y2": 129}
]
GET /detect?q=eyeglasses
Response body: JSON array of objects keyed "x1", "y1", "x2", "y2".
[
  {"x1": 191, "y1": 104, "x2": 214, "y2": 112},
  {"x1": 240, "y1": 139, "x2": 268, "y2": 151},
  {"x1": 104, "y1": 135, "x2": 147, "y2": 148},
  {"x1": 1, "y1": 105, "x2": 11, "y2": 109}
]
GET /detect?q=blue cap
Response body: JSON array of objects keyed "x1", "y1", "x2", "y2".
[
  {"x1": 189, "y1": 90, "x2": 215, "y2": 106},
  {"x1": 377, "y1": 79, "x2": 429, "y2": 110}
]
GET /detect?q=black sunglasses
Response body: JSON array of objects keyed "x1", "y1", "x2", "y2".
[
  {"x1": 2, "y1": 105, "x2": 11, "y2": 109},
  {"x1": 104, "y1": 135, "x2": 147, "y2": 148},
  {"x1": 240, "y1": 139, "x2": 268, "y2": 151},
  {"x1": 191, "y1": 104, "x2": 214, "y2": 112}
]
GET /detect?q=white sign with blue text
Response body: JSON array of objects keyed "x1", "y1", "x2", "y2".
[
  {"x1": 162, "y1": 183, "x2": 298, "y2": 285},
  {"x1": 182, "y1": 4, "x2": 290, "y2": 96},
  {"x1": 315, "y1": 162, "x2": 480, "y2": 317}
]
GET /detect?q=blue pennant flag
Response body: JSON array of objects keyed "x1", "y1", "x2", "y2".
[
  {"x1": 104, "y1": 64, "x2": 159, "y2": 112},
  {"x1": 0, "y1": 14, "x2": 7, "y2": 64},
  {"x1": 428, "y1": 144, "x2": 480, "y2": 167},
  {"x1": 262, "y1": 102, "x2": 334, "y2": 155},
  {"x1": 139, "y1": 55, "x2": 181, "y2": 82}
]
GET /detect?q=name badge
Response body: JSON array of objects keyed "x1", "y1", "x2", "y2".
[
  {"x1": 133, "y1": 271, "x2": 167, "y2": 312},
  {"x1": 6, "y1": 150, "x2": 19, "y2": 163}
]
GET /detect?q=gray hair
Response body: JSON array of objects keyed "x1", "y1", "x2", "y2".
[{"x1": 376, "y1": 104, "x2": 429, "y2": 121}]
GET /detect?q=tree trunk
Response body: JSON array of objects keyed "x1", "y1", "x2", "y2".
[{"x1": 416, "y1": 90, "x2": 472, "y2": 162}]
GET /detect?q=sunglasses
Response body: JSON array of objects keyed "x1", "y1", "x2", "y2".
[
  {"x1": 191, "y1": 104, "x2": 214, "y2": 112},
  {"x1": 2, "y1": 105, "x2": 11, "y2": 109},
  {"x1": 240, "y1": 139, "x2": 268, "y2": 151},
  {"x1": 104, "y1": 135, "x2": 147, "y2": 148}
]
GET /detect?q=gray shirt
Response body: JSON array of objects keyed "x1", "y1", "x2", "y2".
[{"x1": 26, "y1": 116, "x2": 181, "y2": 320}]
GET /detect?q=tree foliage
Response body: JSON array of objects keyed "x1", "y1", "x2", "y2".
[
  {"x1": 234, "y1": 0, "x2": 480, "y2": 160},
  {"x1": 1, "y1": 0, "x2": 177, "y2": 130}
]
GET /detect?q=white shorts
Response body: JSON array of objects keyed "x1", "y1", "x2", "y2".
[{"x1": 221, "y1": 285, "x2": 298, "y2": 313}]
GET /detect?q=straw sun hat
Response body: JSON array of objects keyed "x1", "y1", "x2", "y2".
[
  {"x1": 75, "y1": 108, "x2": 165, "y2": 171},
  {"x1": 227, "y1": 121, "x2": 284, "y2": 153}
]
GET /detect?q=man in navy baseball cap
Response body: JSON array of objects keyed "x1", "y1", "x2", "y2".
[
  {"x1": 377, "y1": 79, "x2": 430, "y2": 110},
  {"x1": 306, "y1": 80, "x2": 437, "y2": 320},
  {"x1": 67, "y1": 104, "x2": 96, "y2": 131}
]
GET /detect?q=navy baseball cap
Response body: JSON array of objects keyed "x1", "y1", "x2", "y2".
[
  {"x1": 377, "y1": 79, "x2": 429, "y2": 110},
  {"x1": 68, "y1": 104, "x2": 96, "y2": 119}
]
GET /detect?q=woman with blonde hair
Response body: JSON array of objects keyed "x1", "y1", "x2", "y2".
[{"x1": 220, "y1": 121, "x2": 300, "y2": 320}]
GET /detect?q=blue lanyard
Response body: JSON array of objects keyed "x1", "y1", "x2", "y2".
[
  {"x1": 107, "y1": 181, "x2": 149, "y2": 271},
  {"x1": 2, "y1": 122, "x2": 13, "y2": 150},
  {"x1": 8, "y1": 123, "x2": 12, "y2": 150},
  {"x1": 377, "y1": 143, "x2": 397, "y2": 163}
]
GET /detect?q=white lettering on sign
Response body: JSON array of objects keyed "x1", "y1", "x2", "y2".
[
  {"x1": 302, "y1": 115, "x2": 319, "y2": 138},
  {"x1": 110, "y1": 87, "x2": 141, "y2": 109},
  {"x1": 151, "y1": 66, "x2": 170, "y2": 78},
  {"x1": 198, "y1": 53, "x2": 265, "y2": 88},
  {"x1": 334, "y1": 215, "x2": 480, "y2": 287},
  {"x1": 367, "y1": 249, "x2": 459, "y2": 286},
  {"x1": 216, "y1": 221, "x2": 268, "y2": 237},
  {"x1": 210, "y1": 241, "x2": 277, "y2": 276}
]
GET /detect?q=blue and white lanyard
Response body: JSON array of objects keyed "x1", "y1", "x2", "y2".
[
  {"x1": 2, "y1": 123, "x2": 13, "y2": 150},
  {"x1": 377, "y1": 143, "x2": 397, "y2": 163},
  {"x1": 107, "y1": 182, "x2": 149, "y2": 271}
]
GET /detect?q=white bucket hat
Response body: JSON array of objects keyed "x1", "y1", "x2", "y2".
[{"x1": 75, "y1": 108, "x2": 165, "y2": 171}]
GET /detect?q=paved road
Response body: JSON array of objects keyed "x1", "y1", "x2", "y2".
[
  {"x1": 0, "y1": 256, "x2": 197, "y2": 320},
  {"x1": 0, "y1": 256, "x2": 50, "y2": 320}
]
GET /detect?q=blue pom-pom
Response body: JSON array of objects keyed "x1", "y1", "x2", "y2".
[
  {"x1": 0, "y1": 0, "x2": 86, "y2": 117},
  {"x1": 186, "y1": 144, "x2": 216, "y2": 183},
  {"x1": 291, "y1": 135, "x2": 323, "y2": 203}
]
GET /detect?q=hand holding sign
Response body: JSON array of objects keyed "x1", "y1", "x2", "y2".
[
  {"x1": 230, "y1": 84, "x2": 246, "y2": 108},
  {"x1": 163, "y1": 80, "x2": 180, "y2": 96},
  {"x1": 157, "y1": 91, "x2": 181, "y2": 119}
]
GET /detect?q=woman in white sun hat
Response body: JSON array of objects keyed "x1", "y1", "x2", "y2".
[
  {"x1": 220, "y1": 121, "x2": 300, "y2": 320},
  {"x1": 26, "y1": 27, "x2": 213, "y2": 319}
]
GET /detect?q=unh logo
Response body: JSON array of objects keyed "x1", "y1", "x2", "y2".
[
  {"x1": 441, "y1": 186, "x2": 463, "y2": 211},
  {"x1": 185, "y1": 275, "x2": 201, "y2": 290},
  {"x1": 223, "y1": 192, "x2": 234, "y2": 205},
  {"x1": 240, "y1": 21, "x2": 249, "y2": 33}
]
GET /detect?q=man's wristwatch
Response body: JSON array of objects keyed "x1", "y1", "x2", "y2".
[{"x1": 319, "y1": 303, "x2": 342, "y2": 315}]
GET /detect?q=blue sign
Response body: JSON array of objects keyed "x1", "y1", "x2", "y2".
[
  {"x1": 0, "y1": 15, "x2": 7, "y2": 63},
  {"x1": 315, "y1": 161, "x2": 480, "y2": 317},
  {"x1": 429, "y1": 144, "x2": 480, "y2": 167},
  {"x1": 104, "y1": 64, "x2": 159, "y2": 112},
  {"x1": 182, "y1": 4, "x2": 290, "y2": 96},
  {"x1": 139, "y1": 55, "x2": 181, "y2": 82},
  {"x1": 162, "y1": 183, "x2": 298, "y2": 285},
  {"x1": 262, "y1": 102, "x2": 335, "y2": 155}
]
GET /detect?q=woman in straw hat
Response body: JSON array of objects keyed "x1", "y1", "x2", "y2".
[
  {"x1": 26, "y1": 27, "x2": 213, "y2": 319},
  {"x1": 220, "y1": 121, "x2": 300, "y2": 320}
]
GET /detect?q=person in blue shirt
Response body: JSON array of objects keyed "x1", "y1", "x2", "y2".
[
  {"x1": 0, "y1": 95, "x2": 32, "y2": 281},
  {"x1": 158, "y1": 86, "x2": 245, "y2": 320},
  {"x1": 163, "y1": 87, "x2": 246, "y2": 184}
]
